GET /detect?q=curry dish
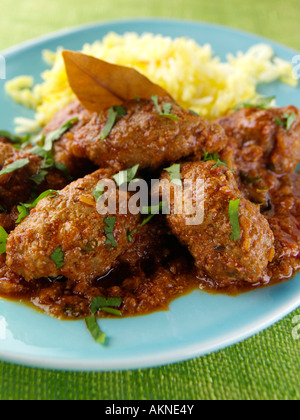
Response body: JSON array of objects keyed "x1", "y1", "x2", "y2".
[{"x1": 1, "y1": 58, "x2": 300, "y2": 327}]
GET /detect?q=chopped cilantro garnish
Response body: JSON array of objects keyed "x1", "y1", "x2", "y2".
[
  {"x1": 85, "y1": 296, "x2": 122, "y2": 345},
  {"x1": 16, "y1": 189, "x2": 58, "y2": 223},
  {"x1": 0, "y1": 205, "x2": 5, "y2": 213},
  {"x1": 50, "y1": 246, "x2": 65, "y2": 269},
  {"x1": 85, "y1": 316, "x2": 106, "y2": 344},
  {"x1": 141, "y1": 201, "x2": 168, "y2": 215},
  {"x1": 0, "y1": 226, "x2": 8, "y2": 255},
  {"x1": 100, "y1": 108, "x2": 117, "y2": 140},
  {"x1": 114, "y1": 106, "x2": 127, "y2": 118},
  {"x1": 30, "y1": 169, "x2": 48, "y2": 185},
  {"x1": 30, "y1": 146, "x2": 72, "y2": 184},
  {"x1": 127, "y1": 232, "x2": 135, "y2": 243},
  {"x1": 99, "y1": 106, "x2": 127, "y2": 140},
  {"x1": 189, "y1": 109, "x2": 200, "y2": 116},
  {"x1": 0, "y1": 130, "x2": 26, "y2": 145},
  {"x1": 0, "y1": 158, "x2": 29, "y2": 176},
  {"x1": 100, "y1": 307, "x2": 123, "y2": 316},
  {"x1": 16, "y1": 204, "x2": 29, "y2": 224},
  {"x1": 113, "y1": 164, "x2": 140, "y2": 187},
  {"x1": 30, "y1": 145, "x2": 52, "y2": 160},
  {"x1": 236, "y1": 96, "x2": 276, "y2": 110},
  {"x1": 93, "y1": 183, "x2": 105, "y2": 202},
  {"x1": 90, "y1": 296, "x2": 122, "y2": 316},
  {"x1": 229, "y1": 199, "x2": 241, "y2": 242},
  {"x1": 164, "y1": 164, "x2": 182, "y2": 187},
  {"x1": 42, "y1": 117, "x2": 78, "y2": 152},
  {"x1": 274, "y1": 112, "x2": 297, "y2": 130},
  {"x1": 202, "y1": 149, "x2": 228, "y2": 169},
  {"x1": 151, "y1": 95, "x2": 179, "y2": 120},
  {"x1": 104, "y1": 216, "x2": 117, "y2": 250}
]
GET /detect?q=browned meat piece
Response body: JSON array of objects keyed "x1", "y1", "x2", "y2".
[
  {"x1": 217, "y1": 106, "x2": 300, "y2": 174},
  {"x1": 49, "y1": 98, "x2": 227, "y2": 172},
  {"x1": 0, "y1": 142, "x2": 41, "y2": 211},
  {"x1": 0, "y1": 254, "x2": 31, "y2": 297},
  {"x1": 264, "y1": 172, "x2": 300, "y2": 282},
  {"x1": 6, "y1": 169, "x2": 140, "y2": 284},
  {"x1": 0, "y1": 142, "x2": 69, "y2": 215},
  {"x1": 163, "y1": 161, "x2": 275, "y2": 287}
]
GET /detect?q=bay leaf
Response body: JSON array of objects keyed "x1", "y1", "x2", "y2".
[{"x1": 62, "y1": 50, "x2": 171, "y2": 113}]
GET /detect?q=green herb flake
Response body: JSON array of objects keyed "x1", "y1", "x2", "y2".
[
  {"x1": 0, "y1": 130, "x2": 25, "y2": 145},
  {"x1": 100, "y1": 108, "x2": 117, "y2": 140},
  {"x1": 50, "y1": 246, "x2": 65, "y2": 269},
  {"x1": 104, "y1": 216, "x2": 117, "y2": 250},
  {"x1": 99, "y1": 106, "x2": 127, "y2": 140},
  {"x1": 236, "y1": 96, "x2": 276, "y2": 111},
  {"x1": 43, "y1": 117, "x2": 78, "y2": 152},
  {"x1": 0, "y1": 226, "x2": 8, "y2": 255},
  {"x1": 30, "y1": 169, "x2": 48, "y2": 185},
  {"x1": 0, "y1": 158, "x2": 30, "y2": 177},
  {"x1": 90, "y1": 296, "x2": 122, "y2": 315},
  {"x1": 31, "y1": 189, "x2": 58, "y2": 207},
  {"x1": 229, "y1": 199, "x2": 241, "y2": 242},
  {"x1": 114, "y1": 106, "x2": 127, "y2": 118},
  {"x1": 16, "y1": 204, "x2": 30, "y2": 224},
  {"x1": 85, "y1": 316, "x2": 106, "y2": 344},
  {"x1": 142, "y1": 201, "x2": 167, "y2": 215},
  {"x1": 101, "y1": 307, "x2": 123, "y2": 316},
  {"x1": 113, "y1": 164, "x2": 140, "y2": 187},
  {"x1": 274, "y1": 112, "x2": 297, "y2": 130},
  {"x1": 85, "y1": 296, "x2": 122, "y2": 345},
  {"x1": 151, "y1": 95, "x2": 179, "y2": 120},
  {"x1": 189, "y1": 109, "x2": 200, "y2": 116},
  {"x1": 30, "y1": 146, "x2": 72, "y2": 184},
  {"x1": 202, "y1": 149, "x2": 229, "y2": 169},
  {"x1": 93, "y1": 183, "x2": 105, "y2": 202},
  {"x1": 16, "y1": 189, "x2": 58, "y2": 223},
  {"x1": 164, "y1": 164, "x2": 182, "y2": 187}
]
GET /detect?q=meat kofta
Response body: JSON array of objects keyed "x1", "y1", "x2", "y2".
[
  {"x1": 217, "y1": 105, "x2": 300, "y2": 282},
  {"x1": 0, "y1": 141, "x2": 68, "y2": 212},
  {"x1": 5, "y1": 169, "x2": 140, "y2": 284},
  {"x1": 0, "y1": 139, "x2": 71, "y2": 234},
  {"x1": 162, "y1": 161, "x2": 275, "y2": 287},
  {"x1": 47, "y1": 97, "x2": 227, "y2": 172},
  {"x1": 217, "y1": 105, "x2": 300, "y2": 174},
  {"x1": 0, "y1": 142, "x2": 41, "y2": 211}
]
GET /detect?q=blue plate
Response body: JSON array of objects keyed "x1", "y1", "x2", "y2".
[{"x1": 0, "y1": 19, "x2": 300, "y2": 371}]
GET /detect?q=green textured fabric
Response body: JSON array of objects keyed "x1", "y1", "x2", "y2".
[{"x1": 0, "y1": 0, "x2": 300, "y2": 401}]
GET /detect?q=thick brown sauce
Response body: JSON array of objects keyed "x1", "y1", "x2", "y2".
[
  {"x1": 1, "y1": 116, "x2": 300, "y2": 320},
  {"x1": 1, "y1": 190, "x2": 299, "y2": 321}
]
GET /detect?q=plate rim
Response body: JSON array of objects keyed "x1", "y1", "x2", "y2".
[
  {"x1": 1, "y1": 18, "x2": 300, "y2": 371},
  {"x1": 1, "y1": 284, "x2": 300, "y2": 371}
]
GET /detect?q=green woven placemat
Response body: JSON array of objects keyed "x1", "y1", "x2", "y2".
[
  {"x1": 0, "y1": 310, "x2": 299, "y2": 400},
  {"x1": 0, "y1": 0, "x2": 300, "y2": 51},
  {"x1": 0, "y1": 0, "x2": 299, "y2": 400}
]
